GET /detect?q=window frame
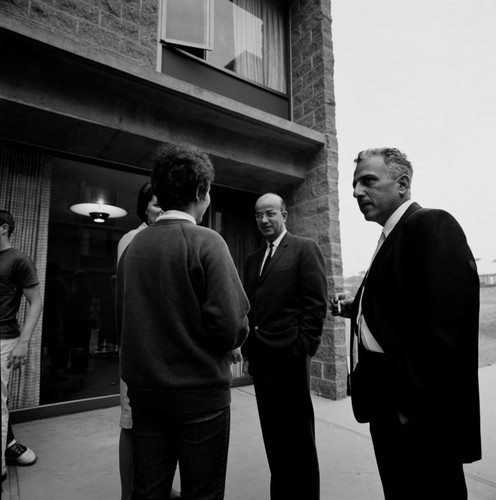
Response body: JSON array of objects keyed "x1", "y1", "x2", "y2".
[{"x1": 160, "y1": 0, "x2": 290, "y2": 98}]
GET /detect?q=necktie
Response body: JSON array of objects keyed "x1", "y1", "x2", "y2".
[
  {"x1": 260, "y1": 243, "x2": 274, "y2": 276},
  {"x1": 369, "y1": 231, "x2": 386, "y2": 267}
]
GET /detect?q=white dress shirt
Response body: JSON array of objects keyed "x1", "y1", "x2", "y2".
[
  {"x1": 156, "y1": 210, "x2": 197, "y2": 224},
  {"x1": 359, "y1": 199, "x2": 416, "y2": 352}
]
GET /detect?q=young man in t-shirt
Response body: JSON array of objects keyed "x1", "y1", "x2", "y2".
[{"x1": 0, "y1": 210, "x2": 42, "y2": 482}]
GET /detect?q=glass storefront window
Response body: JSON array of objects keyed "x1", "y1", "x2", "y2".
[
  {"x1": 41, "y1": 159, "x2": 143, "y2": 404},
  {"x1": 40, "y1": 158, "x2": 259, "y2": 406}
]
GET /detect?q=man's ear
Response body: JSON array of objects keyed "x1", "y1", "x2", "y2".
[{"x1": 397, "y1": 174, "x2": 411, "y2": 195}]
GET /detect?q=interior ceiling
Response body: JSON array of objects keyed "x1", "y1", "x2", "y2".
[
  {"x1": 53, "y1": 157, "x2": 144, "y2": 198},
  {"x1": 49, "y1": 157, "x2": 258, "y2": 225},
  {"x1": 49, "y1": 157, "x2": 145, "y2": 229}
]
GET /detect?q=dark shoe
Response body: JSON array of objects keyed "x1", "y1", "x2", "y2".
[{"x1": 5, "y1": 440, "x2": 37, "y2": 466}]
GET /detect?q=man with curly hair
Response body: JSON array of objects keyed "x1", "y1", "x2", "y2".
[{"x1": 116, "y1": 145, "x2": 249, "y2": 499}]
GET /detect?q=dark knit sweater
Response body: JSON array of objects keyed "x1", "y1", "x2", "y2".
[{"x1": 116, "y1": 219, "x2": 249, "y2": 412}]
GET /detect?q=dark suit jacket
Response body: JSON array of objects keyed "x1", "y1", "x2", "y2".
[
  {"x1": 351, "y1": 202, "x2": 481, "y2": 463},
  {"x1": 241, "y1": 232, "x2": 327, "y2": 373}
]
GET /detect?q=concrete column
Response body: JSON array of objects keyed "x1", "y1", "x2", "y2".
[{"x1": 287, "y1": 0, "x2": 348, "y2": 399}]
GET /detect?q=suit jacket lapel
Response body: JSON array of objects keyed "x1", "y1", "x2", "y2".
[
  {"x1": 350, "y1": 280, "x2": 365, "y2": 371},
  {"x1": 352, "y1": 203, "x2": 422, "y2": 366},
  {"x1": 368, "y1": 202, "x2": 422, "y2": 274},
  {"x1": 258, "y1": 232, "x2": 290, "y2": 284},
  {"x1": 252, "y1": 246, "x2": 267, "y2": 283}
]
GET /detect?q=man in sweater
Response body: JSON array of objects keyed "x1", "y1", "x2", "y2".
[{"x1": 116, "y1": 145, "x2": 249, "y2": 500}]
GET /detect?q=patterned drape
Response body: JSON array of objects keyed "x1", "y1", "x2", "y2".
[{"x1": 1, "y1": 146, "x2": 51, "y2": 409}]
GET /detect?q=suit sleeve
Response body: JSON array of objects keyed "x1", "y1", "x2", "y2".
[{"x1": 298, "y1": 239, "x2": 328, "y2": 356}]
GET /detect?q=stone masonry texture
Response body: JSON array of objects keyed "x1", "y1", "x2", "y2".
[
  {"x1": 0, "y1": 0, "x2": 158, "y2": 67},
  {"x1": 288, "y1": 0, "x2": 347, "y2": 400}
]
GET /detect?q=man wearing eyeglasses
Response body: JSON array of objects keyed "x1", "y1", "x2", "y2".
[{"x1": 241, "y1": 193, "x2": 327, "y2": 500}]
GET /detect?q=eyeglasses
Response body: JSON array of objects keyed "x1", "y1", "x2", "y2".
[{"x1": 255, "y1": 210, "x2": 281, "y2": 221}]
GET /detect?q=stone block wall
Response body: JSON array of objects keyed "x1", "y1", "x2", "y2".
[
  {"x1": 288, "y1": 0, "x2": 348, "y2": 399},
  {"x1": 0, "y1": 0, "x2": 159, "y2": 67}
]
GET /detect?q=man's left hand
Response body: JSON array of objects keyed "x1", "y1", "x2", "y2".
[{"x1": 7, "y1": 340, "x2": 29, "y2": 370}]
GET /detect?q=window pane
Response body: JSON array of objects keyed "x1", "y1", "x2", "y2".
[
  {"x1": 41, "y1": 159, "x2": 141, "y2": 405},
  {"x1": 161, "y1": 0, "x2": 288, "y2": 94},
  {"x1": 40, "y1": 160, "x2": 257, "y2": 407},
  {"x1": 164, "y1": 0, "x2": 212, "y2": 49}
]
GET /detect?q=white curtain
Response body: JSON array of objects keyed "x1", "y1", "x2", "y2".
[
  {"x1": 232, "y1": 0, "x2": 286, "y2": 93},
  {"x1": 262, "y1": 1, "x2": 286, "y2": 93}
]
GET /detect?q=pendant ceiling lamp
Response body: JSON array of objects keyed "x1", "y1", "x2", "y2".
[{"x1": 69, "y1": 201, "x2": 127, "y2": 223}]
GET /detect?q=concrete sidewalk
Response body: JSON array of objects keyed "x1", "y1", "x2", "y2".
[{"x1": 3, "y1": 365, "x2": 496, "y2": 499}]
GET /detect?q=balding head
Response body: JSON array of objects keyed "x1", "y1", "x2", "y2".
[{"x1": 254, "y1": 193, "x2": 287, "y2": 242}]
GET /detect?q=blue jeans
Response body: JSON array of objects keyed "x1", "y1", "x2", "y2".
[{"x1": 130, "y1": 400, "x2": 230, "y2": 500}]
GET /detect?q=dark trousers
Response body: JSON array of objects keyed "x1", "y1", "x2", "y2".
[
  {"x1": 370, "y1": 408, "x2": 468, "y2": 500},
  {"x1": 130, "y1": 400, "x2": 230, "y2": 500},
  {"x1": 252, "y1": 354, "x2": 320, "y2": 500}
]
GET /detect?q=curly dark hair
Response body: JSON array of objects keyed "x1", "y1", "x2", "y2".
[
  {"x1": 151, "y1": 145, "x2": 214, "y2": 211},
  {"x1": 0, "y1": 209, "x2": 15, "y2": 237}
]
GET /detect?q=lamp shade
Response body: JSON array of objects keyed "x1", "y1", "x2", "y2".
[{"x1": 69, "y1": 202, "x2": 127, "y2": 223}]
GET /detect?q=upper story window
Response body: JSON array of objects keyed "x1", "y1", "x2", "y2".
[{"x1": 161, "y1": 0, "x2": 288, "y2": 94}]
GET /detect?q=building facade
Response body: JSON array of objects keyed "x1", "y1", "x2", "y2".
[{"x1": 0, "y1": 0, "x2": 347, "y2": 417}]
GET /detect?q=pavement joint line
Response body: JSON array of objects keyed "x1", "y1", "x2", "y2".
[
  {"x1": 315, "y1": 418, "x2": 372, "y2": 440},
  {"x1": 464, "y1": 472, "x2": 496, "y2": 489},
  {"x1": 234, "y1": 387, "x2": 256, "y2": 397},
  {"x1": 234, "y1": 386, "x2": 496, "y2": 487},
  {"x1": 234, "y1": 386, "x2": 372, "y2": 440}
]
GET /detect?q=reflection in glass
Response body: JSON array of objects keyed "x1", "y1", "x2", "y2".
[
  {"x1": 162, "y1": 0, "x2": 288, "y2": 93},
  {"x1": 40, "y1": 159, "x2": 259, "y2": 407},
  {"x1": 163, "y1": 0, "x2": 213, "y2": 49},
  {"x1": 40, "y1": 159, "x2": 143, "y2": 404}
]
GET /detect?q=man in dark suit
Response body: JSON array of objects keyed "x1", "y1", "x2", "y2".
[
  {"x1": 242, "y1": 193, "x2": 327, "y2": 500},
  {"x1": 331, "y1": 148, "x2": 481, "y2": 499}
]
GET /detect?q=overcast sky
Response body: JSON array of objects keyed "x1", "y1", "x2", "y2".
[{"x1": 331, "y1": 0, "x2": 496, "y2": 277}]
